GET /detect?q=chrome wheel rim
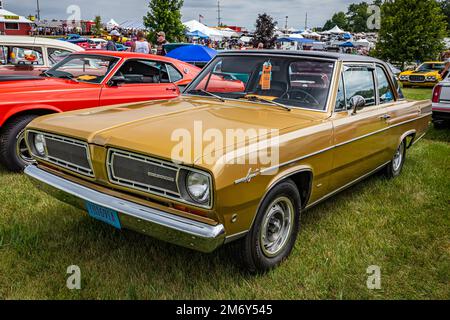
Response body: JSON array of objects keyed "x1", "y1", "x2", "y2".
[
  {"x1": 393, "y1": 143, "x2": 404, "y2": 172},
  {"x1": 260, "y1": 196, "x2": 294, "y2": 258},
  {"x1": 15, "y1": 130, "x2": 34, "y2": 164}
]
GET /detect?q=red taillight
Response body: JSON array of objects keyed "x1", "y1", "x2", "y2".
[{"x1": 432, "y1": 85, "x2": 442, "y2": 103}]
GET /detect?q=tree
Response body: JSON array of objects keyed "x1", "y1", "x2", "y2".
[
  {"x1": 347, "y1": 2, "x2": 371, "y2": 32},
  {"x1": 323, "y1": 12, "x2": 348, "y2": 31},
  {"x1": 374, "y1": 0, "x2": 447, "y2": 68},
  {"x1": 92, "y1": 16, "x2": 102, "y2": 36},
  {"x1": 438, "y1": 0, "x2": 450, "y2": 32},
  {"x1": 253, "y1": 13, "x2": 277, "y2": 48},
  {"x1": 143, "y1": 0, "x2": 185, "y2": 43}
]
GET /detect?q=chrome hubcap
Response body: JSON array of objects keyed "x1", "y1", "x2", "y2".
[
  {"x1": 260, "y1": 196, "x2": 294, "y2": 258},
  {"x1": 15, "y1": 131, "x2": 34, "y2": 163},
  {"x1": 393, "y1": 143, "x2": 404, "y2": 172}
]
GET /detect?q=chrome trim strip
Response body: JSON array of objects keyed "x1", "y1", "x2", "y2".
[
  {"x1": 26, "y1": 130, "x2": 94, "y2": 177},
  {"x1": 24, "y1": 165, "x2": 225, "y2": 253},
  {"x1": 106, "y1": 148, "x2": 214, "y2": 210},
  {"x1": 224, "y1": 230, "x2": 249, "y2": 244},
  {"x1": 234, "y1": 113, "x2": 431, "y2": 184},
  {"x1": 305, "y1": 161, "x2": 390, "y2": 210}
]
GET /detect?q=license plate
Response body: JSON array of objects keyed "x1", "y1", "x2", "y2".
[{"x1": 86, "y1": 201, "x2": 121, "y2": 229}]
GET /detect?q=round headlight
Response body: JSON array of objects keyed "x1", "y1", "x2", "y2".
[
  {"x1": 34, "y1": 133, "x2": 46, "y2": 157},
  {"x1": 186, "y1": 172, "x2": 210, "y2": 204}
]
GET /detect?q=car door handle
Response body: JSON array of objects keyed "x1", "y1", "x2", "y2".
[
  {"x1": 380, "y1": 114, "x2": 391, "y2": 120},
  {"x1": 166, "y1": 87, "x2": 177, "y2": 91}
]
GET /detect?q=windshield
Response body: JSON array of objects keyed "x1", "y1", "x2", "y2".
[
  {"x1": 184, "y1": 55, "x2": 335, "y2": 111},
  {"x1": 416, "y1": 63, "x2": 445, "y2": 73},
  {"x1": 45, "y1": 54, "x2": 119, "y2": 83}
]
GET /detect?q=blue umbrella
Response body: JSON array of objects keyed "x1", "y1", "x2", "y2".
[
  {"x1": 186, "y1": 30, "x2": 209, "y2": 39},
  {"x1": 166, "y1": 45, "x2": 217, "y2": 63},
  {"x1": 343, "y1": 33, "x2": 352, "y2": 40},
  {"x1": 276, "y1": 37, "x2": 315, "y2": 43},
  {"x1": 340, "y1": 41, "x2": 354, "y2": 47}
]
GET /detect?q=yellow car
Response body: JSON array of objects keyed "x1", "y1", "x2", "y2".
[{"x1": 399, "y1": 61, "x2": 446, "y2": 87}]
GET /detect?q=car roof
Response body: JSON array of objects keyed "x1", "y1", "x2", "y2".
[
  {"x1": 72, "y1": 50, "x2": 188, "y2": 64},
  {"x1": 0, "y1": 36, "x2": 84, "y2": 51},
  {"x1": 219, "y1": 50, "x2": 386, "y2": 64}
]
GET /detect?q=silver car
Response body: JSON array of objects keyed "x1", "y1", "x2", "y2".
[{"x1": 432, "y1": 72, "x2": 450, "y2": 128}]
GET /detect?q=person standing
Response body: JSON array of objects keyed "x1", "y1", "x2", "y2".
[
  {"x1": 106, "y1": 30, "x2": 121, "y2": 51},
  {"x1": 132, "y1": 31, "x2": 152, "y2": 54},
  {"x1": 156, "y1": 31, "x2": 168, "y2": 56}
]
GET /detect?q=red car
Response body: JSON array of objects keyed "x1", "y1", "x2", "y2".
[{"x1": 0, "y1": 51, "x2": 200, "y2": 171}]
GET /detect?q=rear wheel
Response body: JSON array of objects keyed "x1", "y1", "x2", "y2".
[
  {"x1": 385, "y1": 139, "x2": 406, "y2": 178},
  {"x1": 0, "y1": 115, "x2": 38, "y2": 172},
  {"x1": 236, "y1": 179, "x2": 301, "y2": 273}
]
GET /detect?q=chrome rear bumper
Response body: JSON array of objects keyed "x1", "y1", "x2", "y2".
[{"x1": 24, "y1": 165, "x2": 225, "y2": 253}]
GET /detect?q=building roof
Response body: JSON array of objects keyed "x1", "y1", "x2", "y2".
[{"x1": 0, "y1": 8, "x2": 33, "y2": 24}]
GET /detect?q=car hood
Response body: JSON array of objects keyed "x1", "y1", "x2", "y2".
[
  {"x1": 28, "y1": 96, "x2": 326, "y2": 168},
  {"x1": 400, "y1": 70, "x2": 440, "y2": 76}
]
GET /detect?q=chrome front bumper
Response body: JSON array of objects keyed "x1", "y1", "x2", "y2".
[{"x1": 24, "y1": 165, "x2": 226, "y2": 253}]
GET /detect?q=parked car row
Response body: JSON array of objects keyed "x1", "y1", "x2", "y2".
[{"x1": 0, "y1": 50, "x2": 201, "y2": 171}]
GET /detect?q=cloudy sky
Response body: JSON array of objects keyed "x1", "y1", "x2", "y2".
[{"x1": 4, "y1": 0, "x2": 356, "y2": 29}]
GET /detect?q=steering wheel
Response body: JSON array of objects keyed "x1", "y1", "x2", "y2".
[{"x1": 286, "y1": 89, "x2": 320, "y2": 105}]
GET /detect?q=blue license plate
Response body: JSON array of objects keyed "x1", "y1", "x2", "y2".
[{"x1": 86, "y1": 201, "x2": 121, "y2": 229}]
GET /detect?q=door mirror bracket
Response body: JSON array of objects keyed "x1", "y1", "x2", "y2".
[{"x1": 350, "y1": 95, "x2": 366, "y2": 115}]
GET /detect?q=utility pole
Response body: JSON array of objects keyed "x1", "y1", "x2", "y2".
[
  {"x1": 217, "y1": 0, "x2": 221, "y2": 27},
  {"x1": 285, "y1": 16, "x2": 288, "y2": 32},
  {"x1": 36, "y1": 0, "x2": 41, "y2": 21},
  {"x1": 305, "y1": 12, "x2": 308, "y2": 30}
]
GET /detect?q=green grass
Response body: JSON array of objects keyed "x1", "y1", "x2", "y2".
[{"x1": 0, "y1": 88, "x2": 449, "y2": 299}]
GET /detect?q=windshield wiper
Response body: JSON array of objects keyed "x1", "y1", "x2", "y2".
[
  {"x1": 242, "y1": 95, "x2": 292, "y2": 111},
  {"x1": 188, "y1": 89, "x2": 226, "y2": 102}
]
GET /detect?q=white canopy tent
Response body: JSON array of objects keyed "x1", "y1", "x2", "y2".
[
  {"x1": 326, "y1": 25, "x2": 346, "y2": 34},
  {"x1": 183, "y1": 20, "x2": 224, "y2": 41},
  {"x1": 106, "y1": 18, "x2": 119, "y2": 31}
]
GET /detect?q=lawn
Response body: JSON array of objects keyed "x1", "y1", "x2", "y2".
[{"x1": 0, "y1": 88, "x2": 448, "y2": 300}]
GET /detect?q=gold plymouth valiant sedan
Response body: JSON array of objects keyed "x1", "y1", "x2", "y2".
[{"x1": 24, "y1": 51, "x2": 431, "y2": 272}]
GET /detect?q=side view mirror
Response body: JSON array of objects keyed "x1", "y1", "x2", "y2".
[
  {"x1": 108, "y1": 75, "x2": 126, "y2": 87},
  {"x1": 350, "y1": 95, "x2": 366, "y2": 114}
]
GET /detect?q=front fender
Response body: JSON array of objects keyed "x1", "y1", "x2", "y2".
[{"x1": 0, "y1": 104, "x2": 62, "y2": 127}]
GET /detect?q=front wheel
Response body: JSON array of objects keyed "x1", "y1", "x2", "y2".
[
  {"x1": 385, "y1": 139, "x2": 406, "y2": 178},
  {"x1": 236, "y1": 179, "x2": 301, "y2": 273},
  {"x1": 0, "y1": 115, "x2": 38, "y2": 172}
]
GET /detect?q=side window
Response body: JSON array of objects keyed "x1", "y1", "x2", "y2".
[
  {"x1": 376, "y1": 66, "x2": 395, "y2": 104},
  {"x1": 343, "y1": 66, "x2": 376, "y2": 108},
  {"x1": 166, "y1": 64, "x2": 183, "y2": 83},
  {"x1": 4, "y1": 46, "x2": 44, "y2": 66},
  {"x1": 47, "y1": 48, "x2": 72, "y2": 66},
  {"x1": 335, "y1": 73, "x2": 347, "y2": 111},
  {"x1": 117, "y1": 60, "x2": 167, "y2": 84}
]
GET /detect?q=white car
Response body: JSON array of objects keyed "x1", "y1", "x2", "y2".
[
  {"x1": 87, "y1": 38, "x2": 107, "y2": 49},
  {"x1": 432, "y1": 73, "x2": 450, "y2": 128},
  {"x1": 0, "y1": 36, "x2": 84, "y2": 76}
]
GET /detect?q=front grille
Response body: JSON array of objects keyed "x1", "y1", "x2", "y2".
[
  {"x1": 409, "y1": 75, "x2": 425, "y2": 82},
  {"x1": 30, "y1": 132, "x2": 94, "y2": 177},
  {"x1": 107, "y1": 149, "x2": 182, "y2": 200}
]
